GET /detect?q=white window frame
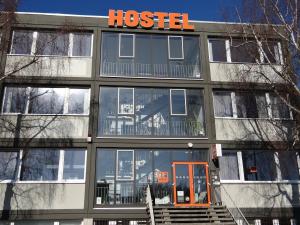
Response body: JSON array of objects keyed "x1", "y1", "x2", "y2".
[
  {"x1": 117, "y1": 87, "x2": 135, "y2": 115},
  {"x1": 208, "y1": 38, "x2": 228, "y2": 63},
  {"x1": 0, "y1": 149, "x2": 87, "y2": 184},
  {"x1": 170, "y1": 89, "x2": 187, "y2": 116},
  {"x1": 119, "y1": 33, "x2": 135, "y2": 58},
  {"x1": 116, "y1": 149, "x2": 134, "y2": 181},
  {"x1": 168, "y1": 36, "x2": 184, "y2": 60}
]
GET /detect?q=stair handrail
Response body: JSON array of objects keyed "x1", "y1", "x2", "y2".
[
  {"x1": 146, "y1": 184, "x2": 155, "y2": 225},
  {"x1": 220, "y1": 184, "x2": 250, "y2": 225}
]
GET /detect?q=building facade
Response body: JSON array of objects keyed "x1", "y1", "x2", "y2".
[{"x1": 0, "y1": 11, "x2": 298, "y2": 225}]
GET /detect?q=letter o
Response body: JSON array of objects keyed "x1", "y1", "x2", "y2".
[{"x1": 125, "y1": 10, "x2": 139, "y2": 28}]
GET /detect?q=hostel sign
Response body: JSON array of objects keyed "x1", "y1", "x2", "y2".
[{"x1": 108, "y1": 9, "x2": 195, "y2": 31}]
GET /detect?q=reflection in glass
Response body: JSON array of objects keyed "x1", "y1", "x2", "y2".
[
  {"x1": 3, "y1": 87, "x2": 28, "y2": 113},
  {"x1": 68, "y1": 89, "x2": 90, "y2": 114},
  {"x1": 0, "y1": 151, "x2": 19, "y2": 180},
  {"x1": 117, "y1": 150, "x2": 134, "y2": 180},
  {"x1": 193, "y1": 164, "x2": 208, "y2": 204},
  {"x1": 73, "y1": 33, "x2": 92, "y2": 57},
  {"x1": 11, "y1": 30, "x2": 33, "y2": 55},
  {"x1": 63, "y1": 150, "x2": 85, "y2": 180}
]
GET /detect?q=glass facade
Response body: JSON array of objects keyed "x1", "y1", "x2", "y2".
[
  {"x1": 95, "y1": 149, "x2": 208, "y2": 205},
  {"x1": 100, "y1": 32, "x2": 201, "y2": 79},
  {"x1": 98, "y1": 87, "x2": 205, "y2": 137}
]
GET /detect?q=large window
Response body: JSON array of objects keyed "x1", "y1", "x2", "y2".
[
  {"x1": 2, "y1": 86, "x2": 90, "y2": 115},
  {"x1": 213, "y1": 90, "x2": 291, "y2": 119},
  {"x1": 208, "y1": 38, "x2": 282, "y2": 64},
  {"x1": 10, "y1": 30, "x2": 93, "y2": 57},
  {"x1": 98, "y1": 87, "x2": 205, "y2": 137},
  {"x1": 0, "y1": 149, "x2": 86, "y2": 182},
  {"x1": 101, "y1": 32, "x2": 201, "y2": 79},
  {"x1": 219, "y1": 150, "x2": 300, "y2": 182},
  {"x1": 95, "y1": 148, "x2": 207, "y2": 205}
]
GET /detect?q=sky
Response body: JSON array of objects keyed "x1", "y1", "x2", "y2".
[{"x1": 18, "y1": 0, "x2": 240, "y2": 22}]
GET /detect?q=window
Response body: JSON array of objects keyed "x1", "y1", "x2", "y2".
[
  {"x1": 170, "y1": 89, "x2": 187, "y2": 115},
  {"x1": 269, "y1": 93, "x2": 290, "y2": 119},
  {"x1": 21, "y1": 149, "x2": 60, "y2": 181},
  {"x1": 242, "y1": 151, "x2": 277, "y2": 181},
  {"x1": 119, "y1": 34, "x2": 134, "y2": 58},
  {"x1": 255, "y1": 219, "x2": 262, "y2": 225},
  {"x1": 13, "y1": 221, "x2": 82, "y2": 225},
  {"x1": 118, "y1": 88, "x2": 134, "y2": 115},
  {"x1": 10, "y1": 29, "x2": 92, "y2": 57},
  {"x1": 209, "y1": 39, "x2": 227, "y2": 62},
  {"x1": 117, "y1": 150, "x2": 134, "y2": 180},
  {"x1": 29, "y1": 88, "x2": 65, "y2": 114},
  {"x1": 99, "y1": 87, "x2": 205, "y2": 137},
  {"x1": 63, "y1": 150, "x2": 86, "y2": 180},
  {"x1": 72, "y1": 33, "x2": 92, "y2": 56},
  {"x1": 213, "y1": 91, "x2": 233, "y2": 117},
  {"x1": 219, "y1": 151, "x2": 239, "y2": 180},
  {"x1": 36, "y1": 31, "x2": 69, "y2": 56},
  {"x1": 168, "y1": 36, "x2": 184, "y2": 59},
  {"x1": 68, "y1": 89, "x2": 90, "y2": 114},
  {"x1": 235, "y1": 92, "x2": 268, "y2": 118},
  {"x1": 290, "y1": 219, "x2": 297, "y2": 225},
  {"x1": 230, "y1": 39, "x2": 260, "y2": 63},
  {"x1": 0, "y1": 151, "x2": 19, "y2": 180},
  {"x1": 2, "y1": 87, "x2": 28, "y2": 113},
  {"x1": 262, "y1": 41, "x2": 281, "y2": 64},
  {"x1": 277, "y1": 151, "x2": 300, "y2": 180},
  {"x1": 273, "y1": 219, "x2": 280, "y2": 225},
  {"x1": 2, "y1": 86, "x2": 90, "y2": 115},
  {"x1": 11, "y1": 30, "x2": 33, "y2": 55}
]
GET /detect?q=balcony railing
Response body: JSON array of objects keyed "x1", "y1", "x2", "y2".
[
  {"x1": 101, "y1": 62, "x2": 201, "y2": 79},
  {"x1": 99, "y1": 118, "x2": 205, "y2": 137}
]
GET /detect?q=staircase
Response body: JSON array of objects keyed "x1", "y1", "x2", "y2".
[{"x1": 152, "y1": 205, "x2": 236, "y2": 225}]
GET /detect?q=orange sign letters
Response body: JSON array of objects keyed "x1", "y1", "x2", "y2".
[
  {"x1": 108, "y1": 9, "x2": 195, "y2": 31},
  {"x1": 157, "y1": 171, "x2": 169, "y2": 183}
]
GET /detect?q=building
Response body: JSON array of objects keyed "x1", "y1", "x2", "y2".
[{"x1": 0, "y1": 10, "x2": 298, "y2": 225}]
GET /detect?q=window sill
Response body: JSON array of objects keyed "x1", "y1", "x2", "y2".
[
  {"x1": 99, "y1": 74, "x2": 203, "y2": 81},
  {"x1": 0, "y1": 180, "x2": 86, "y2": 184},
  {"x1": 215, "y1": 117, "x2": 293, "y2": 121},
  {"x1": 1, "y1": 113, "x2": 89, "y2": 116},
  {"x1": 97, "y1": 136, "x2": 208, "y2": 140},
  {"x1": 7, "y1": 53, "x2": 92, "y2": 58},
  {"x1": 220, "y1": 180, "x2": 300, "y2": 184},
  {"x1": 209, "y1": 61, "x2": 282, "y2": 66}
]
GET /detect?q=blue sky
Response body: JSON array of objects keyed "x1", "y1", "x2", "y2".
[{"x1": 18, "y1": 0, "x2": 240, "y2": 21}]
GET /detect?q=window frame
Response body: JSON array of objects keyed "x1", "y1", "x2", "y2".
[
  {"x1": 220, "y1": 150, "x2": 300, "y2": 184},
  {"x1": 118, "y1": 33, "x2": 135, "y2": 58},
  {"x1": 117, "y1": 87, "x2": 135, "y2": 115},
  {"x1": 116, "y1": 149, "x2": 134, "y2": 181},
  {"x1": 170, "y1": 89, "x2": 187, "y2": 116},
  {"x1": 0, "y1": 149, "x2": 87, "y2": 184},
  {"x1": 9, "y1": 30, "x2": 93, "y2": 58},
  {"x1": 168, "y1": 35, "x2": 184, "y2": 60},
  {"x1": 208, "y1": 38, "x2": 228, "y2": 63},
  {"x1": 1, "y1": 86, "x2": 90, "y2": 116}
]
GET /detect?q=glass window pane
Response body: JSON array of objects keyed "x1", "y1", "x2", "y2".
[
  {"x1": 219, "y1": 151, "x2": 239, "y2": 180},
  {"x1": 29, "y1": 88, "x2": 65, "y2": 114},
  {"x1": 60, "y1": 221, "x2": 82, "y2": 225},
  {"x1": 68, "y1": 89, "x2": 90, "y2": 114},
  {"x1": 119, "y1": 34, "x2": 134, "y2": 57},
  {"x1": 278, "y1": 151, "x2": 299, "y2": 180},
  {"x1": 171, "y1": 89, "x2": 186, "y2": 115},
  {"x1": 116, "y1": 182, "x2": 134, "y2": 204},
  {"x1": 117, "y1": 150, "x2": 133, "y2": 180},
  {"x1": 72, "y1": 33, "x2": 92, "y2": 56},
  {"x1": 0, "y1": 151, "x2": 19, "y2": 180},
  {"x1": 96, "y1": 149, "x2": 115, "y2": 205},
  {"x1": 118, "y1": 88, "x2": 134, "y2": 114},
  {"x1": 255, "y1": 93, "x2": 268, "y2": 118},
  {"x1": 63, "y1": 149, "x2": 85, "y2": 180},
  {"x1": 213, "y1": 91, "x2": 233, "y2": 117},
  {"x1": 236, "y1": 92, "x2": 259, "y2": 118},
  {"x1": 231, "y1": 39, "x2": 259, "y2": 63},
  {"x1": 14, "y1": 221, "x2": 54, "y2": 225},
  {"x1": 243, "y1": 151, "x2": 277, "y2": 181},
  {"x1": 21, "y1": 149, "x2": 60, "y2": 181},
  {"x1": 135, "y1": 150, "x2": 153, "y2": 184},
  {"x1": 209, "y1": 39, "x2": 227, "y2": 62},
  {"x1": 270, "y1": 93, "x2": 290, "y2": 119},
  {"x1": 11, "y1": 30, "x2": 33, "y2": 54},
  {"x1": 3, "y1": 87, "x2": 28, "y2": 113},
  {"x1": 169, "y1": 36, "x2": 183, "y2": 59},
  {"x1": 262, "y1": 41, "x2": 281, "y2": 64},
  {"x1": 37, "y1": 32, "x2": 69, "y2": 56}
]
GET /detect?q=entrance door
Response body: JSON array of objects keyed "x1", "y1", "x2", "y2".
[{"x1": 172, "y1": 162, "x2": 210, "y2": 207}]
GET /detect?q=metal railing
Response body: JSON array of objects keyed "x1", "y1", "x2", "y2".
[
  {"x1": 100, "y1": 119, "x2": 205, "y2": 137},
  {"x1": 101, "y1": 62, "x2": 201, "y2": 79},
  {"x1": 220, "y1": 185, "x2": 250, "y2": 225},
  {"x1": 146, "y1": 185, "x2": 155, "y2": 225},
  {"x1": 95, "y1": 184, "x2": 147, "y2": 205}
]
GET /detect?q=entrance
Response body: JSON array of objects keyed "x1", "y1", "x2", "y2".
[{"x1": 172, "y1": 162, "x2": 210, "y2": 207}]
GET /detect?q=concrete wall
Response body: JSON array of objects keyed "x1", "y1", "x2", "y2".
[
  {"x1": 0, "y1": 183, "x2": 85, "y2": 210},
  {"x1": 221, "y1": 183, "x2": 300, "y2": 209},
  {"x1": 215, "y1": 118, "x2": 294, "y2": 141},
  {"x1": 5, "y1": 56, "x2": 92, "y2": 78},
  {"x1": 210, "y1": 62, "x2": 284, "y2": 83},
  {"x1": 0, "y1": 115, "x2": 89, "y2": 139}
]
